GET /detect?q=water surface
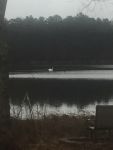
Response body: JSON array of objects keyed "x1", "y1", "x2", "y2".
[
  {"x1": 9, "y1": 70, "x2": 113, "y2": 79},
  {"x1": 9, "y1": 70, "x2": 113, "y2": 119}
]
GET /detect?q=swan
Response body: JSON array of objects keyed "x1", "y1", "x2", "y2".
[{"x1": 48, "y1": 67, "x2": 53, "y2": 72}]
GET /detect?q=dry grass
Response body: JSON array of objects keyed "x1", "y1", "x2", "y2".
[{"x1": 0, "y1": 114, "x2": 113, "y2": 150}]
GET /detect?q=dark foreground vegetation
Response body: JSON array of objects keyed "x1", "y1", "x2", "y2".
[
  {"x1": 1, "y1": 114, "x2": 113, "y2": 150},
  {"x1": 4, "y1": 13, "x2": 113, "y2": 71}
]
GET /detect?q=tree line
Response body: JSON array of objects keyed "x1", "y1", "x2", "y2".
[{"x1": 5, "y1": 13, "x2": 113, "y2": 70}]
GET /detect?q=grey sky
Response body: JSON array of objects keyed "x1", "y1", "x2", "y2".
[{"x1": 5, "y1": 0, "x2": 113, "y2": 19}]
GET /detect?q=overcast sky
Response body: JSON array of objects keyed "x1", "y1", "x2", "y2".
[{"x1": 5, "y1": 0, "x2": 113, "y2": 19}]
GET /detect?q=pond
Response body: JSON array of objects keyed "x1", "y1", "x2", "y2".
[{"x1": 9, "y1": 70, "x2": 113, "y2": 119}]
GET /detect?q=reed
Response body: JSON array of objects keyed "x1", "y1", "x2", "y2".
[
  {"x1": 0, "y1": 109, "x2": 112, "y2": 150},
  {"x1": 1, "y1": 97, "x2": 111, "y2": 149}
]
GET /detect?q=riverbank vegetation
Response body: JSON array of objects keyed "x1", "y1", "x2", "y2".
[
  {"x1": 0, "y1": 113, "x2": 113, "y2": 150},
  {"x1": 4, "y1": 13, "x2": 113, "y2": 71}
]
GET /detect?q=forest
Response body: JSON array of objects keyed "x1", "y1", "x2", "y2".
[{"x1": 5, "y1": 13, "x2": 113, "y2": 71}]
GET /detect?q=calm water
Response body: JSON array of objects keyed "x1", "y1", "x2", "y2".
[
  {"x1": 9, "y1": 70, "x2": 113, "y2": 119},
  {"x1": 9, "y1": 70, "x2": 113, "y2": 79}
]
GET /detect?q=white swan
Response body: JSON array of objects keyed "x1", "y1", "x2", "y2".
[{"x1": 48, "y1": 67, "x2": 53, "y2": 72}]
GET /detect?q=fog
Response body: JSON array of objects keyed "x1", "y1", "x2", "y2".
[{"x1": 5, "y1": 0, "x2": 113, "y2": 19}]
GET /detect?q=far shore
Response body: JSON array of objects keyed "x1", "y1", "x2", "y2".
[{"x1": 9, "y1": 64, "x2": 113, "y2": 73}]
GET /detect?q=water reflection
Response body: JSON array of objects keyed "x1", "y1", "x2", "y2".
[
  {"x1": 9, "y1": 77, "x2": 113, "y2": 119},
  {"x1": 9, "y1": 70, "x2": 113, "y2": 79}
]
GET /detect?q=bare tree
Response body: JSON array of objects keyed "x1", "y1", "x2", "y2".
[
  {"x1": 0, "y1": 0, "x2": 10, "y2": 126},
  {"x1": 81, "y1": 0, "x2": 113, "y2": 11}
]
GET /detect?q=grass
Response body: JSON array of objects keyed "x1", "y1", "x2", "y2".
[
  {"x1": 2, "y1": 98, "x2": 111, "y2": 150},
  {"x1": 0, "y1": 114, "x2": 88, "y2": 150},
  {"x1": 0, "y1": 113, "x2": 113, "y2": 150}
]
